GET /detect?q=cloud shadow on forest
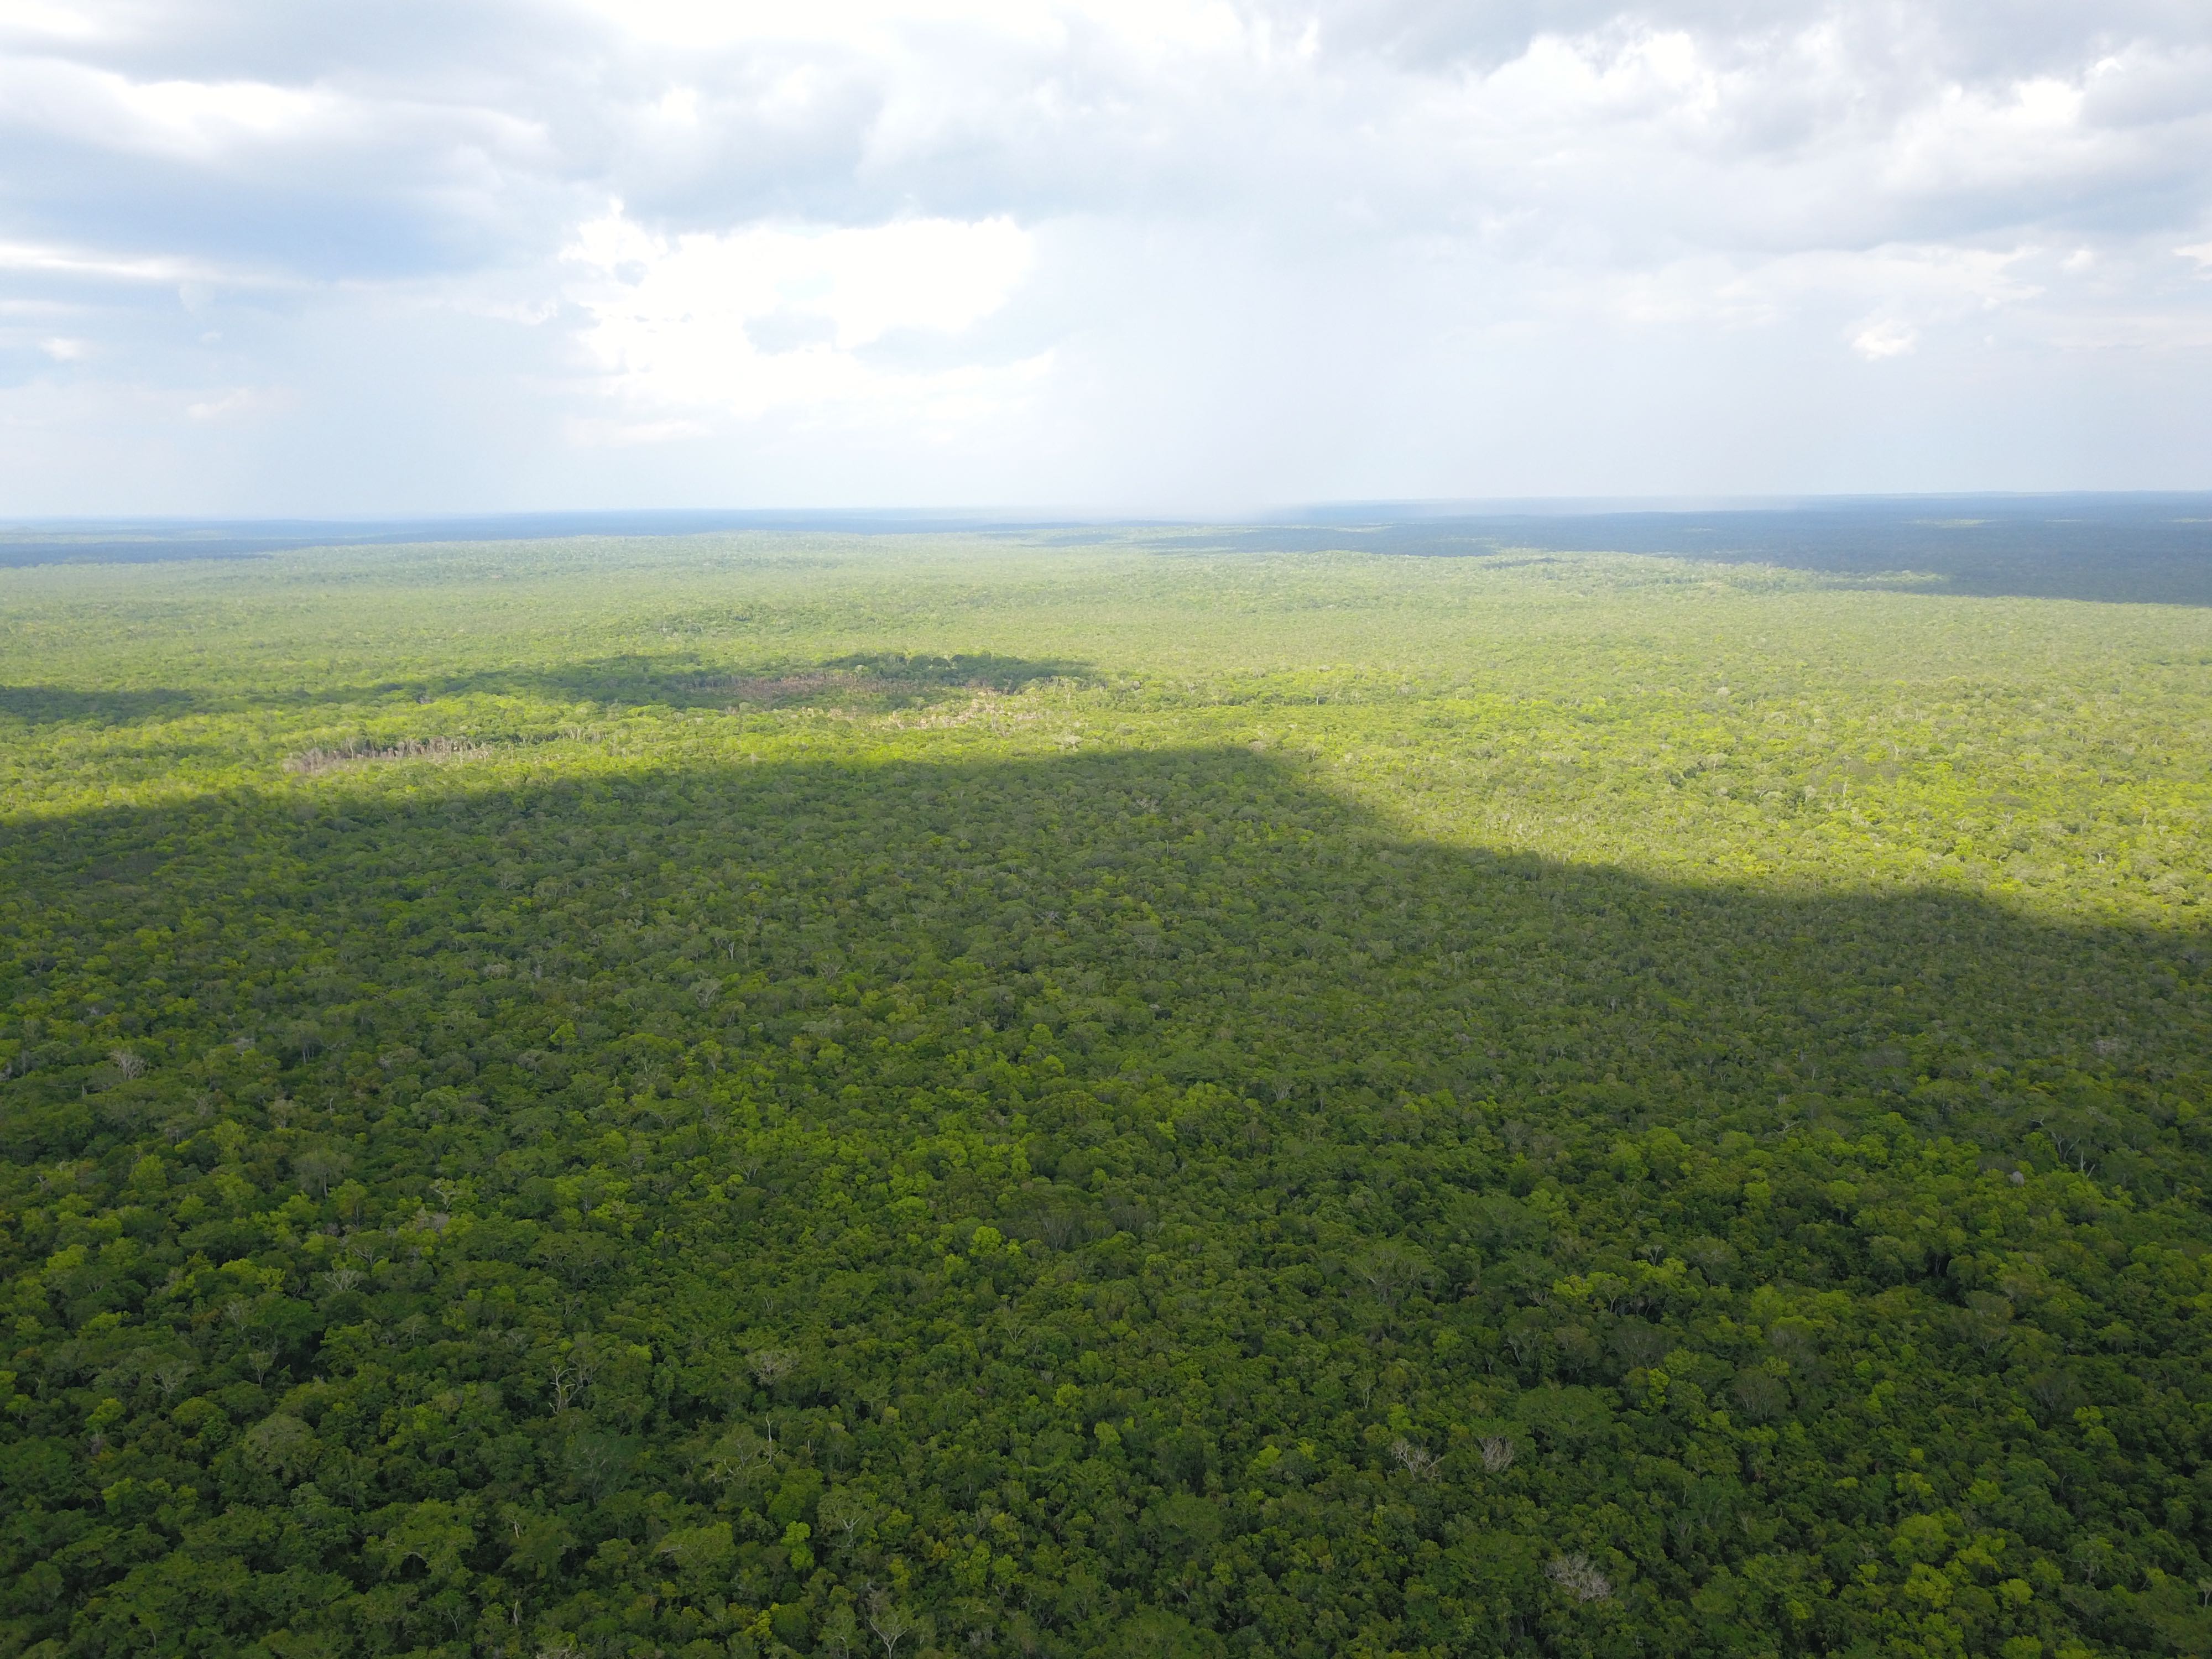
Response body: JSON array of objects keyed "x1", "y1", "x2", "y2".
[
  {"x1": 0, "y1": 686, "x2": 207, "y2": 727},
  {"x1": 1150, "y1": 498, "x2": 2212, "y2": 607},
  {"x1": 0, "y1": 653, "x2": 1098, "y2": 732},
  {"x1": 8, "y1": 742, "x2": 2206, "y2": 1198},
  {"x1": 437, "y1": 651, "x2": 1096, "y2": 712},
  {"x1": 8, "y1": 500, "x2": 2209, "y2": 605}
]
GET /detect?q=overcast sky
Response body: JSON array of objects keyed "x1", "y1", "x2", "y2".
[{"x1": 3, "y1": 0, "x2": 2209, "y2": 515}]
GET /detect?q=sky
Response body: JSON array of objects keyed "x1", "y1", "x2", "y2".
[{"x1": 1, "y1": 0, "x2": 2209, "y2": 515}]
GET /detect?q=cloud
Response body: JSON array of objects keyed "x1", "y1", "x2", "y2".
[
  {"x1": 184, "y1": 383, "x2": 289, "y2": 419},
  {"x1": 565, "y1": 414, "x2": 709, "y2": 446},
  {"x1": 0, "y1": 0, "x2": 2207, "y2": 509},
  {"x1": 0, "y1": 56, "x2": 336, "y2": 161},
  {"x1": 561, "y1": 206, "x2": 1041, "y2": 424},
  {"x1": 1851, "y1": 319, "x2": 1917, "y2": 360},
  {"x1": 0, "y1": 237, "x2": 263, "y2": 284}
]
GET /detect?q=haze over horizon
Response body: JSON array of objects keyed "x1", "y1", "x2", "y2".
[{"x1": 3, "y1": 0, "x2": 2209, "y2": 517}]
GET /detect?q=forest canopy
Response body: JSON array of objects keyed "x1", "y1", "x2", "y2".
[{"x1": 2, "y1": 533, "x2": 2209, "y2": 1659}]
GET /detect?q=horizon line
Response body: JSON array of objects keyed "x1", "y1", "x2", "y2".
[{"x1": 7, "y1": 487, "x2": 2212, "y2": 536}]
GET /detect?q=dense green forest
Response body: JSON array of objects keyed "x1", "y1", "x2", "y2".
[{"x1": 2, "y1": 534, "x2": 2209, "y2": 1659}]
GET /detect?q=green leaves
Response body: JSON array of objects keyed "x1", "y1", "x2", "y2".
[{"x1": 2, "y1": 535, "x2": 2209, "y2": 1657}]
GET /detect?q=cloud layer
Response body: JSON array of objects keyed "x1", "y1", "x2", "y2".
[{"x1": 2, "y1": 0, "x2": 2208, "y2": 512}]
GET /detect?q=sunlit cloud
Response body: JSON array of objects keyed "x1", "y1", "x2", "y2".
[
  {"x1": 561, "y1": 206, "x2": 1041, "y2": 425},
  {"x1": 1851, "y1": 320, "x2": 1917, "y2": 359},
  {"x1": 0, "y1": 238, "x2": 268, "y2": 284},
  {"x1": 0, "y1": 0, "x2": 2206, "y2": 510},
  {"x1": 0, "y1": 58, "x2": 336, "y2": 160},
  {"x1": 184, "y1": 384, "x2": 291, "y2": 420}
]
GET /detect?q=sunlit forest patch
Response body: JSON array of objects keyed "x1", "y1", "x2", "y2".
[{"x1": 2, "y1": 534, "x2": 2209, "y2": 1658}]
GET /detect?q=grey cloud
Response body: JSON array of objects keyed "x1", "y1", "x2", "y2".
[
  {"x1": 12, "y1": 1, "x2": 2211, "y2": 267},
  {"x1": 1311, "y1": 0, "x2": 2212, "y2": 81},
  {"x1": 1, "y1": 0, "x2": 2208, "y2": 512}
]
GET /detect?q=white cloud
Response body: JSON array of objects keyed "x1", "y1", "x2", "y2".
[
  {"x1": 565, "y1": 415, "x2": 709, "y2": 446},
  {"x1": 0, "y1": 0, "x2": 2208, "y2": 509},
  {"x1": 1851, "y1": 319, "x2": 1918, "y2": 359},
  {"x1": 564, "y1": 0, "x2": 1249, "y2": 59},
  {"x1": 0, "y1": 0, "x2": 122, "y2": 44},
  {"x1": 561, "y1": 206, "x2": 1041, "y2": 425},
  {"x1": 0, "y1": 238, "x2": 263, "y2": 284},
  {"x1": 0, "y1": 56, "x2": 339, "y2": 160},
  {"x1": 185, "y1": 384, "x2": 289, "y2": 419}
]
